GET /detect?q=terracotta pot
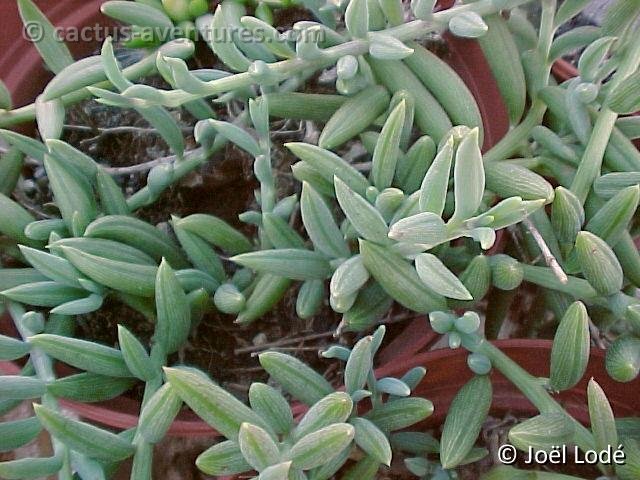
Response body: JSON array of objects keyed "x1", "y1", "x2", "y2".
[
  {"x1": 376, "y1": 339, "x2": 640, "y2": 427},
  {"x1": 0, "y1": 0, "x2": 510, "y2": 437},
  {"x1": 0, "y1": 0, "x2": 109, "y2": 123}
]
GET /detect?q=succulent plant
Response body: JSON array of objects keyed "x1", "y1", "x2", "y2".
[{"x1": 1, "y1": 0, "x2": 640, "y2": 478}]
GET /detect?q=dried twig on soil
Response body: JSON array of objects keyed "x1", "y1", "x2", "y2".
[{"x1": 522, "y1": 217, "x2": 568, "y2": 284}]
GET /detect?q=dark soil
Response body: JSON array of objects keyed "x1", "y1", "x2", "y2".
[{"x1": 60, "y1": 41, "x2": 378, "y2": 399}]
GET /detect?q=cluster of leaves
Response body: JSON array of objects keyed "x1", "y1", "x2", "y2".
[{"x1": 1, "y1": 0, "x2": 640, "y2": 478}]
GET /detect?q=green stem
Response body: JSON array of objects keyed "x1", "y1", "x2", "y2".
[
  {"x1": 485, "y1": 0, "x2": 556, "y2": 163},
  {"x1": 8, "y1": 303, "x2": 74, "y2": 480},
  {"x1": 570, "y1": 36, "x2": 640, "y2": 203},
  {"x1": 0, "y1": 43, "x2": 190, "y2": 128},
  {"x1": 126, "y1": 0, "x2": 534, "y2": 108},
  {"x1": 460, "y1": 334, "x2": 596, "y2": 453},
  {"x1": 483, "y1": 100, "x2": 547, "y2": 162}
]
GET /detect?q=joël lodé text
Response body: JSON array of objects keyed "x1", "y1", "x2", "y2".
[{"x1": 525, "y1": 444, "x2": 626, "y2": 466}]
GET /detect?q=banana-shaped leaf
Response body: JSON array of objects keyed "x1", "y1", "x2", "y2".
[
  {"x1": 0, "y1": 193, "x2": 38, "y2": 245},
  {"x1": 371, "y1": 100, "x2": 405, "y2": 190},
  {"x1": 61, "y1": 246, "x2": 157, "y2": 297},
  {"x1": 301, "y1": 183, "x2": 350, "y2": 258},
  {"x1": 239, "y1": 422, "x2": 280, "y2": 472},
  {"x1": 415, "y1": 253, "x2": 471, "y2": 300},
  {"x1": 508, "y1": 413, "x2": 574, "y2": 452},
  {"x1": 29, "y1": 334, "x2": 132, "y2": 377},
  {"x1": 318, "y1": 86, "x2": 390, "y2": 150},
  {"x1": 350, "y1": 417, "x2": 392, "y2": 466},
  {"x1": 155, "y1": 259, "x2": 191, "y2": 354},
  {"x1": 249, "y1": 383, "x2": 294, "y2": 435},
  {"x1": 44, "y1": 154, "x2": 96, "y2": 236},
  {"x1": 175, "y1": 214, "x2": 253, "y2": 255},
  {"x1": 293, "y1": 392, "x2": 353, "y2": 441},
  {"x1": 258, "y1": 351, "x2": 333, "y2": 406},
  {"x1": 345, "y1": 335, "x2": 373, "y2": 394},
  {"x1": 231, "y1": 249, "x2": 332, "y2": 280},
  {"x1": 550, "y1": 302, "x2": 590, "y2": 391},
  {"x1": 196, "y1": 440, "x2": 251, "y2": 476},
  {"x1": 0, "y1": 456, "x2": 63, "y2": 480},
  {"x1": 18, "y1": 0, "x2": 73, "y2": 74},
  {"x1": 46, "y1": 373, "x2": 135, "y2": 403},
  {"x1": 0, "y1": 417, "x2": 42, "y2": 453},
  {"x1": 287, "y1": 143, "x2": 370, "y2": 197},
  {"x1": 587, "y1": 379, "x2": 618, "y2": 464},
  {"x1": 360, "y1": 240, "x2": 446, "y2": 313},
  {"x1": 364, "y1": 397, "x2": 433, "y2": 432},
  {"x1": 440, "y1": 375, "x2": 491, "y2": 469},
  {"x1": 138, "y1": 383, "x2": 183, "y2": 443},
  {"x1": 290, "y1": 423, "x2": 355, "y2": 470},
  {"x1": 34, "y1": 404, "x2": 134, "y2": 461},
  {"x1": 50, "y1": 237, "x2": 156, "y2": 266},
  {"x1": 85, "y1": 215, "x2": 188, "y2": 268},
  {"x1": 418, "y1": 139, "x2": 453, "y2": 216},
  {"x1": 1, "y1": 281, "x2": 87, "y2": 307},
  {"x1": 451, "y1": 128, "x2": 484, "y2": 222},
  {"x1": 117, "y1": 325, "x2": 156, "y2": 381},
  {"x1": 164, "y1": 366, "x2": 269, "y2": 439},
  {"x1": 0, "y1": 376, "x2": 46, "y2": 400},
  {"x1": 335, "y1": 177, "x2": 389, "y2": 244}
]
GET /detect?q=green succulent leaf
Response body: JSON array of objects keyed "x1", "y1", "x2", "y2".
[
  {"x1": 350, "y1": 417, "x2": 392, "y2": 466},
  {"x1": 575, "y1": 231, "x2": 623, "y2": 295},
  {"x1": 231, "y1": 249, "x2": 332, "y2": 280},
  {"x1": 196, "y1": 440, "x2": 251, "y2": 476},
  {"x1": 18, "y1": 0, "x2": 74, "y2": 74},
  {"x1": 550, "y1": 302, "x2": 590, "y2": 391},
  {"x1": 0, "y1": 193, "x2": 38, "y2": 245},
  {"x1": 34, "y1": 404, "x2": 134, "y2": 461},
  {"x1": 418, "y1": 138, "x2": 453, "y2": 216},
  {"x1": 46, "y1": 373, "x2": 135, "y2": 403},
  {"x1": 415, "y1": 253, "x2": 472, "y2": 300},
  {"x1": 61, "y1": 246, "x2": 157, "y2": 297},
  {"x1": 360, "y1": 240, "x2": 446, "y2": 313},
  {"x1": 586, "y1": 185, "x2": 640, "y2": 246},
  {"x1": 345, "y1": 0, "x2": 369, "y2": 38},
  {"x1": 258, "y1": 351, "x2": 333, "y2": 406},
  {"x1": 0, "y1": 417, "x2": 42, "y2": 453},
  {"x1": 290, "y1": 423, "x2": 355, "y2": 470},
  {"x1": 0, "y1": 376, "x2": 46, "y2": 400},
  {"x1": 287, "y1": 143, "x2": 370, "y2": 197},
  {"x1": 249, "y1": 383, "x2": 294, "y2": 435},
  {"x1": 1, "y1": 281, "x2": 87, "y2": 308},
  {"x1": 164, "y1": 366, "x2": 270, "y2": 440},
  {"x1": 175, "y1": 214, "x2": 253, "y2": 255},
  {"x1": 28, "y1": 334, "x2": 132, "y2": 377},
  {"x1": 0, "y1": 456, "x2": 63, "y2": 480},
  {"x1": 587, "y1": 379, "x2": 618, "y2": 458},
  {"x1": 43, "y1": 154, "x2": 96, "y2": 236},
  {"x1": 508, "y1": 413, "x2": 575, "y2": 453},
  {"x1": 301, "y1": 182, "x2": 350, "y2": 258},
  {"x1": 293, "y1": 392, "x2": 353, "y2": 441},
  {"x1": 335, "y1": 177, "x2": 389, "y2": 244},
  {"x1": 371, "y1": 100, "x2": 405, "y2": 190},
  {"x1": 85, "y1": 215, "x2": 188, "y2": 268},
  {"x1": 117, "y1": 325, "x2": 157, "y2": 382},
  {"x1": 452, "y1": 128, "x2": 484, "y2": 222},
  {"x1": 259, "y1": 461, "x2": 292, "y2": 480},
  {"x1": 440, "y1": 375, "x2": 491, "y2": 469},
  {"x1": 605, "y1": 336, "x2": 640, "y2": 382},
  {"x1": 365, "y1": 397, "x2": 433, "y2": 432},
  {"x1": 0, "y1": 335, "x2": 30, "y2": 361},
  {"x1": 155, "y1": 259, "x2": 191, "y2": 354},
  {"x1": 239, "y1": 422, "x2": 280, "y2": 472},
  {"x1": 138, "y1": 383, "x2": 183, "y2": 444}
]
